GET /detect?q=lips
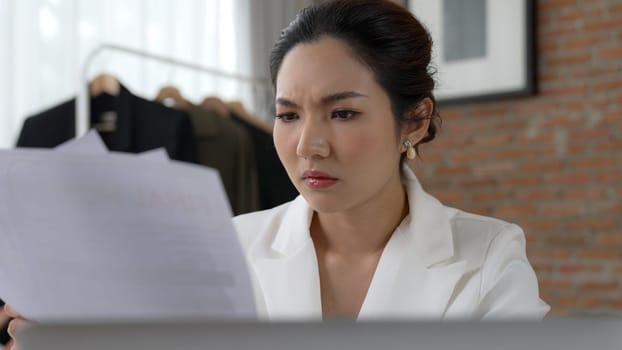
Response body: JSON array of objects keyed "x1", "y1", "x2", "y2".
[{"x1": 301, "y1": 170, "x2": 338, "y2": 189}]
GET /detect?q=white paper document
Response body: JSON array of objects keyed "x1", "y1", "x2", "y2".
[
  {"x1": 0, "y1": 138, "x2": 256, "y2": 321},
  {"x1": 54, "y1": 130, "x2": 108, "y2": 155},
  {"x1": 135, "y1": 148, "x2": 170, "y2": 162}
]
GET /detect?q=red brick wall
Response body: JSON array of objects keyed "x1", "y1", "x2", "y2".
[{"x1": 413, "y1": 0, "x2": 622, "y2": 317}]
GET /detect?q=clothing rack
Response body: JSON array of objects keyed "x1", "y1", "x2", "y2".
[{"x1": 76, "y1": 43, "x2": 269, "y2": 137}]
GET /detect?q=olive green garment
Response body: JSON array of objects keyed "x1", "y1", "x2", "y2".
[{"x1": 186, "y1": 104, "x2": 259, "y2": 215}]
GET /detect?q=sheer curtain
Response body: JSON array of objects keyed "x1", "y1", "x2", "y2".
[{"x1": 0, "y1": 0, "x2": 263, "y2": 149}]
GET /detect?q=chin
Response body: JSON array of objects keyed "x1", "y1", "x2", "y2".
[{"x1": 300, "y1": 192, "x2": 348, "y2": 214}]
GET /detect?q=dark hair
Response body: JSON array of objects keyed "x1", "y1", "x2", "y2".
[{"x1": 269, "y1": 0, "x2": 441, "y2": 154}]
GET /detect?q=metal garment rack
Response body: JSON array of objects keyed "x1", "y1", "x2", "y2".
[{"x1": 76, "y1": 43, "x2": 269, "y2": 137}]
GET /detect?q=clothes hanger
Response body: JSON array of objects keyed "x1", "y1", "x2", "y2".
[
  {"x1": 154, "y1": 64, "x2": 192, "y2": 110},
  {"x1": 225, "y1": 100, "x2": 273, "y2": 134},
  {"x1": 155, "y1": 85, "x2": 191, "y2": 110},
  {"x1": 89, "y1": 73, "x2": 120, "y2": 97},
  {"x1": 199, "y1": 96, "x2": 230, "y2": 119}
]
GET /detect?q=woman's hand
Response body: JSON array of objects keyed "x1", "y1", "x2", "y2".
[
  {"x1": 3, "y1": 304, "x2": 32, "y2": 350},
  {"x1": 0, "y1": 307, "x2": 10, "y2": 330}
]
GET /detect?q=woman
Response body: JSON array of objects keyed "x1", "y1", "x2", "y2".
[
  {"x1": 6, "y1": 0, "x2": 549, "y2": 342},
  {"x1": 233, "y1": 0, "x2": 549, "y2": 320}
]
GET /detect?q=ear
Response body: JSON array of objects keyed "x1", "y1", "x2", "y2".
[{"x1": 400, "y1": 97, "x2": 434, "y2": 148}]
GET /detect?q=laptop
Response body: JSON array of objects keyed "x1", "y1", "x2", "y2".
[{"x1": 19, "y1": 318, "x2": 622, "y2": 350}]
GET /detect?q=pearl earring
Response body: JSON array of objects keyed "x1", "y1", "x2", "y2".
[{"x1": 403, "y1": 140, "x2": 416, "y2": 160}]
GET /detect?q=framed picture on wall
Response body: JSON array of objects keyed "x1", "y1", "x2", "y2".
[{"x1": 405, "y1": 0, "x2": 536, "y2": 104}]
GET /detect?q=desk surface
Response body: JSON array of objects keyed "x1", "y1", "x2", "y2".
[{"x1": 20, "y1": 318, "x2": 622, "y2": 350}]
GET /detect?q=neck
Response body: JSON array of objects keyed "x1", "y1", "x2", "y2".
[{"x1": 311, "y1": 170, "x2": 409, "y2": 256}]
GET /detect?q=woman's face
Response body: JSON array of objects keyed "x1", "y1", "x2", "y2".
[{"x1": 273, "y1": 36, "x2": 405, "y2": 214}]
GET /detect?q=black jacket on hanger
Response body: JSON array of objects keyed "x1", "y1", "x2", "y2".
[
  {"x1": 16, "y1": 84, "x2": 197, "y2": 163},
  {"x1": 230, "y1": 112, "x2": 298, "y2": 209}
]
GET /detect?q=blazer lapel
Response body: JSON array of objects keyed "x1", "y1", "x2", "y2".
[
  {"x1": 358, "y1": 166, "x2": 467, "y2": 320},
  {"x1": 250, "y1": 166, "x2": 467, "y2": 320},
  {"x1": 394, "y1": 259, "x2": 467, "y2": 320},
  {"x1": 249, "y1": 197, "x2": 323, "y2": 319}
]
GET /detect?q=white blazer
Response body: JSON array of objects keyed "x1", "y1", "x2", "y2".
[{"x1": 233, "y1": 166, "x2": 550, "y2": 320}]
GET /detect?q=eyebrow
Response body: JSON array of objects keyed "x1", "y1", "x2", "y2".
[{"x1": 276, "y1": 91, "x2": 368, "y2": 107}]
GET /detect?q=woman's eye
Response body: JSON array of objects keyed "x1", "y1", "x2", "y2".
[
  {"x1": 331, "y1": 110, "x2": 359, "y2": 120},
  {"x1": 275, "y1": 112, "x2": 299, "y2": 122}
]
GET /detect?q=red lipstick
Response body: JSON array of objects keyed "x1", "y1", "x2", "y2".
[{"x1": 301, "y1": 170, "x2": 338, "y2": 189}]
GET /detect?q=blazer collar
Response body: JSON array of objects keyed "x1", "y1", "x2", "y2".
[
  {"x1": 251, "y1": 165, "x2": 463, "y2": 320},
  {"x1": 358, "y1": 165, "x2": 465, "y2": 319},
  {"x1": 251, "y1": 196, "x2": 320, "y2": 319},
  {"x1": 270, "y1": 195, "x2": 314, "y2": 256},
  {"x1": 401, "y1": 164, "x2": 455, "y2": 267},
  {"x1": 269, "y1": 165, "x2": 456, "y2": 265}
]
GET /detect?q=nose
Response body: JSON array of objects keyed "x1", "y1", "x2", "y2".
[{"x1": 296, "y1": 118, "x2": 330, "y2": 159}]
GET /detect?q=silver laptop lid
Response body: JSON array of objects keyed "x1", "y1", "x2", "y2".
[{"x1": 19, "y1": 319, "x2": 622, "y2": 350}]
